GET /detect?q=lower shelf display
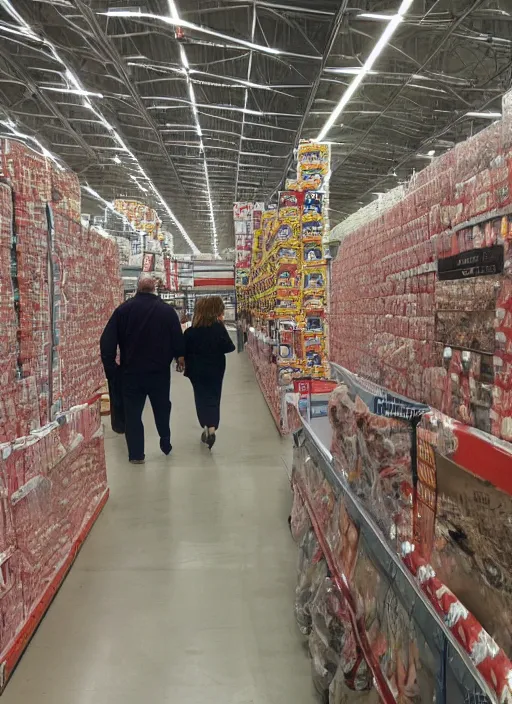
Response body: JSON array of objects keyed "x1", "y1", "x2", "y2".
[{"x1": 290, "y1": 408, "x2": 510, "y2": 703}]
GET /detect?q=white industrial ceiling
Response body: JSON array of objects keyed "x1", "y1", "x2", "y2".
[{"x1": 0, "y1": 0, "x2": 510, "y2": 253}]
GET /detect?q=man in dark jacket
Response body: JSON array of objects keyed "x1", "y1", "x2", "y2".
[{"x1": 100, "y1": 274, "x2": 185, "y2": 464}]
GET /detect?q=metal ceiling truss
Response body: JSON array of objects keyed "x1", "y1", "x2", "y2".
[{"x1": 0, "y1": 0, "x2": 510, "y2": 252}]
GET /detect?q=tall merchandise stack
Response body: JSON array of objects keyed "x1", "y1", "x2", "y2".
[
  {"x1": 4, "y1": 141, "x2": 53, "y2": 429},
  {"x1": 237, "y1": 142, "x2": 330, "y2": 432},
  {"x1": 106, "y1": 199, "x2": 165, "y2": 273},
  {"x1": 112, "y1": 198, "x2": 161, "y2": 240},
  {"x1": 234, "y1": 201, "x2": 259, "y2": 287},
  {"x1": 328, "y1": 95, "x2": 512, "y2": 442},
  {"x1": 0, "y1": 138, "x2": 122, "y2": 690},
  {"x1": 314, "y1": 90, "x2": 512, "y2": 703}
]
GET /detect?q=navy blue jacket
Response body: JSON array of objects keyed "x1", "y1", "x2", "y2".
[{"x1": 100, "y1": 293, "x2": 185, "y2": 377}]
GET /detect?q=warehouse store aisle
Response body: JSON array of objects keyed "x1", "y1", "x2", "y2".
[{"x1": 1, "y1": 350, "x2": 315, "y2": 704}]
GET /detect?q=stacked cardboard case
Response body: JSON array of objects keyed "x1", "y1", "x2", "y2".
[{"x1": 0, "y1": 139, "x2": 122, "y2": 689}]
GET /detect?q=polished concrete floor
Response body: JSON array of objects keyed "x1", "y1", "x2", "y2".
[{"x1": 2, "y1": 350, "x2": 315, "y2": 703}]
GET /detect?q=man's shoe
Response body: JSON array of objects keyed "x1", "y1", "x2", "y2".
[
  {"x1": 129, "y1": 459, "x2": 145, "y2": 465},
  {"x1": 160, "y1": 437, "x2": 172, "y2": 456}
]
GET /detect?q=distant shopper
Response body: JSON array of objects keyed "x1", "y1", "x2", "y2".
[
  {"x1": 100, "y1": 273, "x2": 185, "y2": 464},
  {"x1": 180, "y1": 312, "x2": 192, "y2": 332},
  {"x1": 184, "y1": 296, "x2": 235, "y2": 449}
]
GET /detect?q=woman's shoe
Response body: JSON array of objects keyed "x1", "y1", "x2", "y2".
[
  {"x1": 206, "y1": 431, "x2": 216, "y2": 450},
  {"x1": 201, "y1": 428, "x2": 208, "y2": 444}
]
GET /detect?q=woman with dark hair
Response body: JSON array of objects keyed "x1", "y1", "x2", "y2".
[{"x1": 184, "y1": 296, "x2": 235, "y2": 449}]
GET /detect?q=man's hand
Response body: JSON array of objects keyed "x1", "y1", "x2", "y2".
[{"x1": 176, "y1": 356, "x2": 185, "y2": 373}]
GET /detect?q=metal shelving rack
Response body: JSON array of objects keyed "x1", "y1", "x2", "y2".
[
  {"x1": 295, "y1": 418, "x2": 495, "y2": 704},
  {"x1": 292, "y1": 362, "x2": 495, "y2": 703}
]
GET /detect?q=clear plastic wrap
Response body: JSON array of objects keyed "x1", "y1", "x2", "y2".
[
  {"x1": 289, "y1": 484, "x2": 311, "y2": 543},
  {"x1": 308, "y1": 576, "x2": 345, "y2": 696},
  {"x1": 295, "y1": 528, "x2": 326, "y2": 636},
  {"x1": 329, "y1": 669, "x2": 380, "y2": 704},
  {"x1": 293, "y1": 416, "x2": 512, "y2": 702},
  {"x1": 329, "y1": 386, "x2": 413, "y2": 549},
  {"x1": 352, "y1": 540, "x2": 436, "y2": 702}
]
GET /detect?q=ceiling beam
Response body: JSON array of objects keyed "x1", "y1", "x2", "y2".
[
  {"x1": 330, "y1": 0, "x2": 488, "y2": 181},
  {"x1": 0, "y1": 47, "x2": 99, "y2": 162},
  {"x1": 211, "y1": 0, "x2": 334, "y2": 17},
  {"x1": 71, "y1": 0, "x2": 188, "y2": 196},
  {"x1": 271, "y1": 0, "x2": 349, "y2": 197}
]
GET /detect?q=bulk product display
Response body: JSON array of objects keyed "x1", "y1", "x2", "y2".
[
  {"x1": 328, "y1": 94, "x2": 512, "y2": 444},
  {"x1": 236, "y1": 142, "x2": 331, "y2": 433},
  {"x1": 234, "y1": 201, "x2": 263, "y2": 287},
  {"x1": 0, "y1": 138, "x2": 122, "y2": 690},
  {"x1": 112, "y1": 198, "x2": 161, "y2": 239},
  {"x1": 290, "y1": 378, "x2": 512, "y2": 703},
  {"x1": 286, "y1": 92, "x2": 512, "y2": 704}
]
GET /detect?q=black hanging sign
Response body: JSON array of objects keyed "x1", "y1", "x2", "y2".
[{"x1": 437, "y1": 245, "x2": 504, "y2": 281}]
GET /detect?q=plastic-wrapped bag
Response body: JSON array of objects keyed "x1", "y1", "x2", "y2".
[
  {"x1": 295, "y1": 528, "x2": 326, "y2": 635},
  {"x1": 309, "y1": 626, "x2": 337, "y2": 700},
  {"x1": 329, "y1": 673, "x2": 380, "y2": 704},
  {"x1": 289, "y1": 485, "x2": 311, "y2": 543},
  {"x1": 308, "y1": 576, "x2": 345, "y2": 696},
  {"x1": 311, "y1": 577, "x2": 346, "y2": 654},
  {"x1": 329, "y1": 654, "x2": 376, "y2": 704}
]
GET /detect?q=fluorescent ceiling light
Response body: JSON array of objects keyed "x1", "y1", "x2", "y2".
[
  {"x1": 316, "y1": 0, "x2": 414, "y2": 142},
  {"x1": 357, "y1": 12, "x2": 395, "y2": 20},
  {"x1": 167, "y1": 0, "x2": 179, "y2": 20},
  {"x1": 0, "y1": 0, "x2": 200, "y2": 254},
  {"x1": 240, "y1": 151, "x2": 285, "y2": 159},
  {"x1": 465, "y1": 111, "x2": 502, "y2": 119},
  {"x1": 324, "y1": 67, "x2": 377, "y2": 75},
  {"x1": 179, "y1": 45, "x2": 189, "y2": 70},
  {"x1": 408, "y1": 84, "x2": 446, "y2": 94},
  {"x1": 167, "y1": 0, "x2": 218, "y2": 255},
  {"x1": 40, "y1": 86, "x2": 103, "y2": 98},
  {"x1": 188, "y1": 69, "x2": 282, "y2": 93}
]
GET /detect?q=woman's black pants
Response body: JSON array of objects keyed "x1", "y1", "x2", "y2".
[{"x1": 190, "y1": 372, "x2": 224, "y2": 429}]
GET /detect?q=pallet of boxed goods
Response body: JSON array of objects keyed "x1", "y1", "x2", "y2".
[
  {"x1": 0, "y1": 138, "x2": 122, "y2": 690},
  {"x1": 328, "y1": 92, "x2": 512, "y2": 444}
]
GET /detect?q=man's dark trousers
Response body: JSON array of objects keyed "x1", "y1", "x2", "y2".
[{"x1": 122, "y1": 370, "x2": 171, "y2": 461}]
